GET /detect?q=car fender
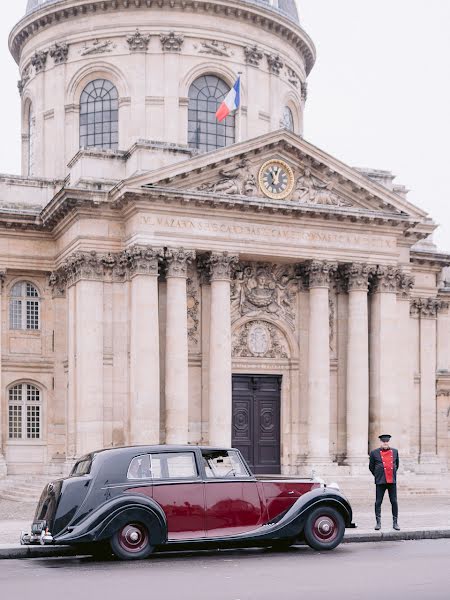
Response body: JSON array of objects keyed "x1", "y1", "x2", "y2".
[
  {"x1": 53, "y1": 494, "x2": 167, "y2": 546},
  {"x1": 285, "y1": 487, "x2": 353, "y2": 532}
]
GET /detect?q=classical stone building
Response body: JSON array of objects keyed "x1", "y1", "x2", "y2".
[{"x1": 1, "y1": 0, "x2": 449, "y2": 476}]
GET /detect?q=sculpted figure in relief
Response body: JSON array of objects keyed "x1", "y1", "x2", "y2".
[
  {"x1": 231, "y1": 264, "x2": 297, "y2": 330},
  {"x1": 197, "y1": 160, "x2": 257, "y2": 196},
  {"x1": 293, "y1": 168, "x2": 352, "y2": 207}
]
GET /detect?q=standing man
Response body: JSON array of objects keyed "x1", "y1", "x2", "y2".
[{"x1": 369, "y1": 434, "x2": 400, "y2": 531}]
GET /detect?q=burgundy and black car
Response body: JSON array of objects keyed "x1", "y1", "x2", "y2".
[{"x1": 21, "y1": 445, "x2": 356, "y2": 559}]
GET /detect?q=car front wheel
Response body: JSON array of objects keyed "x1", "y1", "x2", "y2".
[
  {"x1": 303, "y1": 506, "x2": 345, "y2": 551},
  {"x1": 110, "y1": 522, "x2": 153, "y2": 560}
]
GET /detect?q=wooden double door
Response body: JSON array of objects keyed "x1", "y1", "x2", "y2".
[{"x1": 232, "y1": 375, "x2": 281, "y2": 474}]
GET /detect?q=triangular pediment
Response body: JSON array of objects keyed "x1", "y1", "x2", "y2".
[{"x1": 117, "y1": 130, "x2": 429, "y2": 221}]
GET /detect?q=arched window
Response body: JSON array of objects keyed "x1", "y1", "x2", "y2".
[
  {"x1": 188, "y1": 75, "x2": 235, "y2": 152},
  {"x1": 8, "y1": 383, "x2": 42, "y2": 440},
  {"x1": 27, "y1": 103, "x2": 35, "y2": 176},
  {"x1": 281, "y1": 106, "x2": 295, "y2": 132},
  {"x1": 9, "y1": 282, "x2": 40, "y2": 331},
  {"x1": 79, "y1": 79, "x2": 119, "y2": 150}
]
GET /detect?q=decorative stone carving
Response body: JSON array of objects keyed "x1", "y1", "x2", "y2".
[
  {"x1": 17, "y1": 69, "x2": 31, "y2": 96},
  {"x1": 127, "y1": 29, "x2": 151, "y2": 52},
  {"x1": 232, "y1": 320, "x2": 289, "y2": 359},
  {"x1": 293, "y1": 168, "x2": 353, "y2": 207},
  {"x1": 231, "y1": 263, "x2": 298, "y2": 330},
  {"x1": 165, "y1": 247, "x2": 196, "y2": 278},
  {"x1": 266, "y1": 53, "x2": 284, "y2": 75},
  {"x1": 329, "y1": 297, "x2": 335, "y2": 351},
  {"x1": 80, "y1": 39, "x2": 116, "y2": 56},
  {"x1": 187, "y1": 274, "x2": 200, "y2": 346},
  {"x1": 341, "y1": 263, "x2": 371, "y2": 292},
  {"x1": 370, "y1": 265, "x2": 400, "y2": 294},
  {"x1": 125, "y1": 245, "x2": 162, "y2": 277},
  {"x1": 396, "y1": 271, "x2": 415, "y2": 299},
  {"x1": 196, "y1": 160, "x2": 257, "y2": 196},
  {"x1": 299, "y1": 260, "x2": 338, "y2": 289},
  {"x1": 410, "y1": 297, "x2": 449, "y2": 318},
  {"x1": 201, "y1": 252, "x2": 240, "y2": 282},
  {"x1": 31, "y1": 50, "x2": 48, "y2": 73},
  {"x1": 286, "y1": 67, "x2": 299, "y2": 88},
  {"x1": 160, "y1": 32, "x2": 184, "y2": 52},
  {"x1": 0, "y1": 270, "x2": 7, "y2": 293},
  {"x1": 244, "y1": 44, "x2": 263, "y2": 66},
  {"x1": 198, "y1": 40, "x2": 232, "y2": 57},
  {"x1": 301, "y1": 81, "x2": 308, "y2": 102},
  {"x1": 49, "y1": 42, "x2": 69, "y2": 64}
]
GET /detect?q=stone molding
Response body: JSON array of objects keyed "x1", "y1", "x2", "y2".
[
  {"x1": 31, "y1": 50, "x2": 48, "y2": 73},
  {"x1": 299, "y1": 260, "x2": 338, "y2": 289},
  {"x1": 244, "y1": 44, "x2": 263, "y2": 66},
  {"x1": 127, "y1": 29, "x2": 151, "y2": 52},
  {"x1": 49, "y1": 42, "x2": 69, "y2": 64},
  {"x1": 164, "y1": 247, "x2": 196, "y2": 278},
  {"x1": 201, "y1": 252, "x2": 240, "y2": 283},
  {"x1": 160, "y1": 32, "x2": 184, "y2": 52},
  {"x1": 410, "y1": 297, "x2": 449, "y2": 319}
]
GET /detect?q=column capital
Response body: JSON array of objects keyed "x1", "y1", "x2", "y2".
[
  {"x1": 164, "y1": 247, "x2": 196, "y2": 278},
  {"x1": 340, "y1": 263, "x2": 371, "y2": 292},
  {"x1": 410, "y1": 297, "x2": 449, "y2": 319},
  {"x1": 201, "y1": 252, "x2": 240, "y2": 282},
  {"x1": 0, "y1": 270, "x2": 6, "y2": 294},
  {"x1": 396, "y1": 271, "x2": 415, "y2": 300},
  {"x1": 299, "y1": 260, "x2": 337, "y2": 289},
  {"x1": 125, "y1": 245, "x2": 163, "y2": 278},
  {"x1": 369, "y1": 265, "x2": 401, "y2": 294}
]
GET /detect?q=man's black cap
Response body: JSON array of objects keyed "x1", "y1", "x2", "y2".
[{"x1": 379, "y1": 434, "x2": 391, "y2": 442}]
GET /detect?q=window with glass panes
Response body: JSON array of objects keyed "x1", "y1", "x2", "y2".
[
  {"x1": 281, "y1": 106, "x2": 295, "y2": 132},
  {"x1": 8, "y1": 384, "x2": 42, "y2": 440},
  {"x1": 188, "y1": 75, "x2": 235, "y2": 152},
  {"x1": 79, "y1": 79, "x2": 119, "y2": 150},
  {"x1": 9, "y1": 282, "x2": 40, "y2": 330}
]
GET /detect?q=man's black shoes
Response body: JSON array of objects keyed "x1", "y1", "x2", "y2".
[
  {"x1": 393, "y1": 518, "x2": 400, "y2": 531},
  {"x1": 374, "y1": 517, "x2": 381, "y2": 531}
]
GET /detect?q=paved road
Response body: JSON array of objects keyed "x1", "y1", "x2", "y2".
[{"x1": 1, "y1": 540, "x2": 449, "y2": 600}]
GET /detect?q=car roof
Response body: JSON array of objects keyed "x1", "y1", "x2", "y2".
[{"x1": 80, "y1": 445, "x2": 239, "y2": 461}]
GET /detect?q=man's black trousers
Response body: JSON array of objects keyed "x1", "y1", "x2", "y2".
[{"x1": 375, "y1": 483, "x2": 398, "y2": 518}]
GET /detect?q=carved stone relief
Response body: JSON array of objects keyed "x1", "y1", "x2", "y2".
[
  {"x1": 187, "y1": 269, "x2": 200, "y2": 348},
  {"x1": 232, "y1": 320, "x2": 289, "y2": 359},
  {"x1": 127, "y1": 29, "x2": 151, "y2": 52},
  {"x1": 160, "y1": 32, "x2": 184, "y2": 52},
  {"x1": 80, "y1": 39, "x2": 116, "y2": 56},
  {"x1": 410, "y1": 297, "x2": 449, "y2": 318},
  {"x1": 197, "y1": 40, "x2": 232, "y2": 57},
  {"x1": 231, "y1": 263, "x2": 298, "y2": 330},
  {"x1": 286, "y1": 67, "x2": 300, "y2": 88},
  {"x1": 293, "y1": 168, "x2": 353, "y2": 207},
  {"x1": 49, "y1": 42, "x2": 69, "y2": 64},
  {"x1": 31, "y1": 50, "x2": 48, "y2": 73},
  {"x1": 301, "y1": 81, "x2": 308, "y2": 102},
  {"x1": 244, "y1": 44, "x2": 263, "y2": 66},
  {"x1": 266, "y1": 53, "x2": 284, "y2": 75},
  {"x1": 196, "y1": 159, "x2": 257, "y2": 196}
]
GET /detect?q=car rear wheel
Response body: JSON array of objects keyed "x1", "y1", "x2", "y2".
[
  {"x1": 303, "y1": 506, "x2": 345, "y2": 551},
  {"x1": 110, "y1": 522, "x2": 153, "y2": 560}
]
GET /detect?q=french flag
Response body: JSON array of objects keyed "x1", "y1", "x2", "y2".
[{"x1": 216, "y1": 77, "x2": 241, "y2": 122}]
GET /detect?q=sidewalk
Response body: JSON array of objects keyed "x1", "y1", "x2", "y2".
[{"x1": 0, "y1": 494, "x2": 448, "y2": 558}]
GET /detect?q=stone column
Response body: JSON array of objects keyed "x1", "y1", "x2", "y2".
[
  {"x1": 164, "y1": 248, "x2": 195, "y2": 444},
  {"x1": 302, "y1": 261, "x2": 337, "y2": 466},
  {"x1": 343, "y1": 264, "x2": 370, "y2": 470},
  {"x1": 129, "y1": 247, "x2": 162, "y2": 445},
  {"x1": 207, "y1": 252, "x2": 239, "y2": 447},
  {"x1": 0, "y1": 271, "x2": 7, "y2": 477},
  {"x1": 411, "y1": 298, "x2": 445, "y2": 470},
  {"x1": 369, "y1": 266, "x2": 399, "y2": 450}
]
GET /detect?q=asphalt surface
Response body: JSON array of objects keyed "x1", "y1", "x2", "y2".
[{"x1": 1, "y1": 540, "x2": 449, "y2": 600}]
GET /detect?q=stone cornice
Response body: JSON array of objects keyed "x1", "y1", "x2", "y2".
[
  {"x1": 10, "y1": 0, "x2": 316, "y2": 73},
  {"x1": 410, "y1": 250, "x2": 450, "y2": 269}
]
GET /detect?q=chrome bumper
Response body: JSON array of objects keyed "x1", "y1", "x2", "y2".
[{"x1": 20, "y1": 530, "x2": 54, "y2": 546}]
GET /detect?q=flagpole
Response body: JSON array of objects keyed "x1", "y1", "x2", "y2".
[{"x1": 236, "y1": 71, "x2": 243, "y2": 143}]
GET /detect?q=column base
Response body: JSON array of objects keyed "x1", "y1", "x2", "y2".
[
  {"x1": 344, "y1": 456, "x2": 369, "y2": 476},
  {"x1": 416, "y1": 454, "x2": 444, "y2": 474},
  {"x1": 0, "y1": 455, "x2": 7, "y2": 479},
  {"x1": 298, "y1": 458, "x2": 341, "y2": 478}
]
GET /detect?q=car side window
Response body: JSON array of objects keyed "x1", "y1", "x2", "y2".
[
  {"x1": 127, "y1": 454, "x2": 152, "y2": 480},
  {"x1": 127, "y1": 452, "x2": 198, "y2": 480},
  {"x1": 202, "y1": 450, "x2": 250, "y2": 479}
]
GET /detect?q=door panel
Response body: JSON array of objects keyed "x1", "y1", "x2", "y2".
[
  {"x1": 152, "y1": 483, "x2": 206, "y2": 540},
  {"x1": 232, "y1": 375, "x2": 281, "y2": 474}
]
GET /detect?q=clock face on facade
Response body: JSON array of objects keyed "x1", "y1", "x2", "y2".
[{"x1": 259, "y1": 159, "x2": 295, "y2": 200}]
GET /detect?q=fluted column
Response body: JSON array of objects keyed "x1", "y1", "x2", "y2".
[
  {"x1": 164, "y1": 248, "x2": 195, "y2": 444},
  {"x1": 369, "y1": 266, "x2": 399, "y2": 450},
  {"x1": 302, "y1": 261, "x2": 337, "y2": 465},
  {"x1": 343, "y1": 264, "x2": 370, "y2": 469},
  {"x1": 0, "y1": 271, "x2": 7, "y2": 477},
  {"x1": 129, "y1": 247, "x2": 162, "y2": 444},
  {"x1": 207, "y1": 252, "x2": 239, "y2": 446}
]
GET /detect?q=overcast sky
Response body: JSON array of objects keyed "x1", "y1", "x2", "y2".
[{"x1": 0, "y1": 1, "x2": 449, "y2": 250}]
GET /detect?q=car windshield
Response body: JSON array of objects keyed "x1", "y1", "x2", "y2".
[
  {"x1": 70, "y1": 456, "x2": 93, "y2": 477},
  {"x1": 202, "y1": 450, "x2": 251, "y2": 478}
]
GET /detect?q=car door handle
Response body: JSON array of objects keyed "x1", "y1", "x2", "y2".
[{"x1": 288, "y1": 491, "x2": 295, "y2": 495}]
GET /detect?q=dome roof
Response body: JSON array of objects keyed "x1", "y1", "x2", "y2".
[{"x1": 26, "y1": 0, "x2": 299, "y2": 22}]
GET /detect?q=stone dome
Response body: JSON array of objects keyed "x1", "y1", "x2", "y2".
[{"x1": 26, "y1": 0, "x2": 299, "y2": 22}]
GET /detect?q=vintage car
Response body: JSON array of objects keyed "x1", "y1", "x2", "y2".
[{"x1": 21, "y1": 445, "x2": 356, "y2": 559}]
